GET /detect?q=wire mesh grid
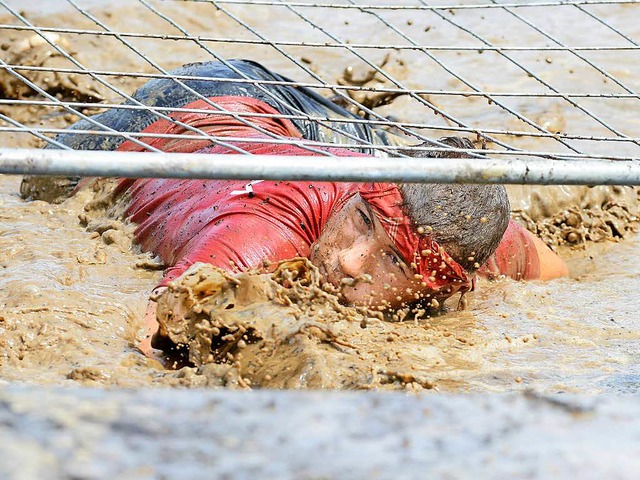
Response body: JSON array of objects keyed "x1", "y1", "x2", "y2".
[{"x1": 0, "y1": 0, "x2": 639, "y2": 169}]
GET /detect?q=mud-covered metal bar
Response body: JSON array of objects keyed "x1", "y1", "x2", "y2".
[{"x1": 1, "y1": 147, "x2": 639, "y2": 185}]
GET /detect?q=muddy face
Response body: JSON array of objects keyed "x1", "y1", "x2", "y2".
[{"x1": 310, "y1": 193, "x2": 424, "y2": 308}]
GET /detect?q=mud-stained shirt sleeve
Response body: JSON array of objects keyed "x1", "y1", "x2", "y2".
[
  {"x1": 113, "y1": 97, "x2": 369, "y2": 288},
  {"x1": 154, "y1": 180, "x2": 357, "y2": 287},
  {"x1": 479, "y1": 219, "x2": 541, "y2": 281},
  {"x1": 122, "y1": 142, "x2": 363, "y2": 288}
]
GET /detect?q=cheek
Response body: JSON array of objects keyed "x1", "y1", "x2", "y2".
[
  {"x1": 312, "y1": 219, "x2": 362, "y2": 265},
  {"x1": 310, "y1": 225, "x2": 337, "y2": 262},
  {"x1": 341, "y1": 269, "x2": 396, "y2": 305},
  {"x1": 340, "y1": 283, "x2": 375, "y2": 305},
  {"x1": 372, "y1": 285, "x2": 405, "y2": 308}
]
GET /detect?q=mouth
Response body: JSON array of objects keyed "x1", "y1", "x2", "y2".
[{"x1": 316, "y1": 262, "x2": 342, "y2": 289}]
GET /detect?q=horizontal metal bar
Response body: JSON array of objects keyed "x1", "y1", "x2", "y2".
[
  {"x1": 1, "y1": 148, "x2": 638, "y2": 185},
  {"x1": 3, "y1": 124, "x2": 640, "y2": 160},
  {"x1": 3, "y1": 122, "x2": 640, "y2": 148}
]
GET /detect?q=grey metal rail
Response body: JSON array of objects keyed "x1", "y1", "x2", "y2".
[{"x1": 1, "y1": 148, "x2": 638, "y2": 185}]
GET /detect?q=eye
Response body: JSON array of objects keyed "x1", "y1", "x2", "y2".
[
  {"x1": 358, "y1": 208, "x2": 372, "y2": 227},
  {"x1": 385, "y1": 251, "x2": 401, "y2": 266}
]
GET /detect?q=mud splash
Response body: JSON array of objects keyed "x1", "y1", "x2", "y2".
[
  {"x1": 2, "y1": 159, "x2": 640, "y2": 393},
  {"x1": 152, "y1": 246, "x2": 640, "y2": 394},
  {"x1": 154, "y1": 259, "x2": 474, "y2": 391}
]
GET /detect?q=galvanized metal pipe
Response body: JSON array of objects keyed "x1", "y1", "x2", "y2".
[{"x1": 1, "y1": 148, "x2": 639, "y2": 185}]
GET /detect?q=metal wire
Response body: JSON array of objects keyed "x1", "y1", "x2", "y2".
[
  {"x1": 5, "y1": 63, "x2": 640, "y2": 100},
  {"x1": 171, "y1": 1, "x2": 640, "y2": 11},
  {"x1": 3, "y1": 97, "x2": 640, "y2": 146},
  {"x1": 0, "y1": 0, "x2": 638, "y2": 182},
  {"x1": 3, "y1": 22, "x2": 640, "y2": 52}
]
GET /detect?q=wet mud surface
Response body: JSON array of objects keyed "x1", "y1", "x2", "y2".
[
  {"x1": 3, "y1": 170, "x2": 640, "y2": 394},
  {"x1": 0, "y1": 1, "x2": 639, "y2": 396}
]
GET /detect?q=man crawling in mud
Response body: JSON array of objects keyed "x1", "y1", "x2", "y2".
[{"x1": 23, "y1": 59, "x2": 567, "y2": 357}]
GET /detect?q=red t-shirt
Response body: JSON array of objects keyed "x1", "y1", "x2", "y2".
[
  {"x1": 122, "y1": 143, "x2": 361, "y2": 286},
  {"x1": 115, "y1": 94, "x2": 543, "y2": 286}
]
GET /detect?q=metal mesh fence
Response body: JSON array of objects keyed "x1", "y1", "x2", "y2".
[{"x1": 0, "y1": 0, "x2": 639, "y2": 178}]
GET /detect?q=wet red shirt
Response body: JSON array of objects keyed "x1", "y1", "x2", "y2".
[
  {"x1": 120, "y1": 140, "x2": 364, "y2": 287},
  {"x1": 116, "y1": 94, "x2": 543, "y2": 286}
]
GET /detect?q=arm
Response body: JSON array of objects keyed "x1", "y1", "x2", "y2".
[
  {"x1": 139, "y1": 299, "x2": 159, "y2": 358},
  {"x1": 138, "y1": 287, "x2": 168, "y2": 360},
  {"x1": 527, "y1": 231, "x2": 569, "y2": 280},
  {"x1": 479, "y1": 219, "x2": 568, "y2": 281}
]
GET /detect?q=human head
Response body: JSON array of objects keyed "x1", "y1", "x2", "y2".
[{"x1": 309, "y1": 137, "x2": 510, "y2": 309}]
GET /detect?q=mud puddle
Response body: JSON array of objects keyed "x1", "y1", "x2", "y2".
[
  {"x1": 0, "y1": 1, "x2": 639, "y2": 394},
  {"x1": 2, "y1": 169, "x2": 640, "y2": 394}
]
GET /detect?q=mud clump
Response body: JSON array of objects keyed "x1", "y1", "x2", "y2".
[
  {"x1": 517, "y1": 203, "x2": 639, "y2": 248},
  {"x1": 0, "y1": 32, "x2": 104, "y2": 104},
  {"x1": 2, "y1": 31, "x2": 110, "y2": 196},
  {"x1": 331, "y1": 54, "x2": 411, "y2": 118},
  {"x1": 154, "y1": 259, "x2": 457, "y2": 391},
  {"x1": 19, "y1": 174, "x2": 80, "y2": 204},
  {"x1": 509, "y1": 185, "x2": 640, "y2": 248}
]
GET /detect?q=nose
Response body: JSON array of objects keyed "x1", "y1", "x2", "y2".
[{"x1": 338, "y1": 239, "x2": 374, "y2": 278}]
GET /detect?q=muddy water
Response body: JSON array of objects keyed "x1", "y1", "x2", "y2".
[{"x1": 0, "y1": 1, "x2": 639, "y2": 393}]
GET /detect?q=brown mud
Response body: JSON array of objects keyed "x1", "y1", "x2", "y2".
[
  {"x1": 1, "y1": 1, "x2": 639, "y2": 394},
  {"x1": 3, "y1": 168, "x2": 640, "y2": 394},
  {"x1": 508, "y1": 184, "x2": 639, "y2": 248}
]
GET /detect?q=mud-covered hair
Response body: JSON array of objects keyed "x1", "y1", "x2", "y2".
[{"x1": 397, "y1": 137, "x2": 510, "y2": 273}]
